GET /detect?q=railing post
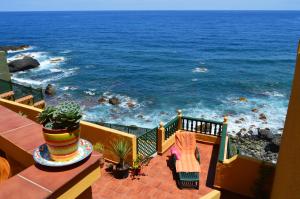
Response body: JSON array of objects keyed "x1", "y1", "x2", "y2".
[
  {"x1": 218, "y1": 116, "x2": 229, "y2": 162},
  {"x1": 223, "y1": 116, "x2": 228, "y2": 129},
  {"x1": 157, "y1": 121, "x2": 165, "y2": 155},
  {"x1": 177, "y1": 109, "x2": 182, "y2": 130}
]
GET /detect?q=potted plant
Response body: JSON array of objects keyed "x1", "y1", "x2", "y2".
[
  {"x1": 94, "y1": 142, "x2": 105, "y2": 168},
  {"x1": 38, "y1": 101, "x2": 82, "y2": 162},
  {"x1": 111, "y1": 139, "x2": 131, "y2": 179},
  {"x1": 131, "y1": 153, "x2": 143, "y2": 176}
]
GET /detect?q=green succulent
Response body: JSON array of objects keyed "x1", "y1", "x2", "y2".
[
  {"x1": 38, "y1": 101, "x2": 82, "y2": 131},
  {"x1": 94, "y1": 142, "x2": 104, "y2": 153},
  {"x1": 38, "y1": 106, "x2": 56, "y2": 126}
]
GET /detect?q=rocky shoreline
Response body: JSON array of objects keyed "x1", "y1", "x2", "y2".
[
  {"x1": 229, "y1": 128, "x2": 281, "y2": 163},
  {"x1": 0, "y1": 45, "x2": 41, "y2": 73}
]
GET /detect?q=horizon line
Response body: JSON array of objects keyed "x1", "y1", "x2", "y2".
[{"x1": 0, "y1": 9, "x2": 300, "y2": 12}]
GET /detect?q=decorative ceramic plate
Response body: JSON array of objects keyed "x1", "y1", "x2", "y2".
[{"x1": 33, "y1": 139, "x2": 93, "y2": 167}]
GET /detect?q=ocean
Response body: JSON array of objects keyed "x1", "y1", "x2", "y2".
[{"x1": 1, "y1": 11, "x2": 299, "y2": 134}]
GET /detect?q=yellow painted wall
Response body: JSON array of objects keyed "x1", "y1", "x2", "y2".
[
  {"x1": 214, "y1": 155, "x2": 275, "y2": 198},
  {"x1": 80, "y1": 121, "x2": 137, "y2": 164},
  {"x1": 200, "y1": 190, "x2": 221, "y2": 199},
  {"x1": 0, "y1": 99, "x2": 137, "y2": 165},
  {"x1": 271, "y1": 42, "x2": 300, "y2": 199},
  {"x1": 195, "y1": 133, "x2": 220, "y2": 145},
  {"x1": 161, "y1": 134, "x2": 175, "y2": 154},
  {"x1": 0, "y1": 99, "x2": 42, "y2": 121}
]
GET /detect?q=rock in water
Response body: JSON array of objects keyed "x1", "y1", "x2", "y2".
[
  {"x1": 259, "y1": 113, "x2": 267, "y2": 121},
  {"x1": 109, "y1": 96, "x2": 120, "y2": 105},
  {"x1": 258, "y1": 128, "x2": 274, "y2": 141},
  {"x1": 127, "y1": 101, "x2": 135, "y2": 108},
  {"x1": 8, "y1": 56, "x2": 40, "y2": 72},
  {"x1": 0, "y1": 45, "x2": 30, "y2": 52},
  {"x1": 45, "y1": 84, "x2": 56, "y2": 96},
  {"x1": 50, "y1": 58, "x2": 63, "y2": 63},
  {"x1": 98, "y1": 97, "x2": 107, "y2": 104},
  {"x1": 239, "y1": 97, "x2": 248, "y2": 102}
]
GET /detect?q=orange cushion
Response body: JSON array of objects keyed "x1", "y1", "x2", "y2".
[{"x1": 176, "y1": 151, "x2": 200, "y2": 172}]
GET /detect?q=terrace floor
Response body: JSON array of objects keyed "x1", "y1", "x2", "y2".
[{"x1": 92, "y1": 142, "x2": 219, "y2": 199}]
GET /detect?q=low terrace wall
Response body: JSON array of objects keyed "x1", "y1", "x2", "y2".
[
  {"x1": 0, "y1": 99, "x2": 137, "y2": 165},
  {"x1": 214, "y1": 155, "x2": 275, "y2": 198}
]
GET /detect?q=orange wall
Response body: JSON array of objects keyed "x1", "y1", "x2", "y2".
[
  {"x1": 271, "y1": 42, "x2": 300, "y2": 199},
  {"x1": 214, "y1": 155, "x2": 275, "y2": 198},
  {"x1": 80, "y1": 121, "x2": 137, "y2": 164},
  {"x1": 0, "y1": 99, "x2": 137, "y2": 165}
]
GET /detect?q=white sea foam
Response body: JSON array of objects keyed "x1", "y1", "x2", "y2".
[
  {"x1": 99, "y1": 92, "x2": 141, "y2": 110},
  {"x1": 262, "y1": 91, "x2": 285, "y2": 97},
  {"x1": 192, "y1": 78, "x2": 198, "y2": 81},
  {"x1": 61, "y1": 86, "x2": 78, "y2": 91},
  {"x1": 7, "y1": 51, "x2": 47, "y2": 62},
  {"x1": 192, "y1": 67, "x2": 208, "y2": 73},
  {"x1": 49, "y1": 68, "x2": 63, "y2": 73},
  {"x1": 84, "y1": 90, "x2": 96, "y2": 96},
  {"x1": 183, "y1": 97, "x2": 287, "y2": 135},
  {"x1": 7, "y1": 46, "x2": 34, "y2": 53},
  {"x1": 83, "y1": 95, "x2": 287, "y2": 133},
  {"x1": 11, "y1": 77, "x2": 42, "y2": 86},
  {"x1": 8, "y1": 50, "x2": 79, "y2": 86}
]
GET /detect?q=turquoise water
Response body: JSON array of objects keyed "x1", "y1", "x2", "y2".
[{"x1": 1, "y1": 11, "x2": 299, "y2": 133}]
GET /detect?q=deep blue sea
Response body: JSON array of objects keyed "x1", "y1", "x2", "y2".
[{"x1": 1, "y1": 11, "x2": 299, "y2": 133}]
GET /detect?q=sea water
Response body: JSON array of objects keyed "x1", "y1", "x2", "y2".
[{"x1": 1, "y1": 11, "x2": 300, "y2": 133}]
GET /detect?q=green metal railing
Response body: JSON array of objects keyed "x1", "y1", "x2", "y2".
[
  {"x1": 12, "y1": 82, "x2": 33, "y2": 100},
  {"x1": 0, "y1": 79, "x2": 12, "y2": 94},
  {"x1": 88, "y1": 121, "x2": 150, "y2": 137},
  {"x1": 181, "y1": 116, "x2": 223, "y2": 136},
  {"x1": 164, "y1": 116, "x2": 179, "y2": 140},
  {"x1": 31, "y1": 87, "x2": 44, "y2": 102},
  {"x1": 0, "y1": 79, "x2": 44, "y2": 103},
  {"x1": 218, "y1": 123, "x2": 228, "y2": 162},
  {"x1": 137, "y1": 127, "x2": 158, "y2": 158}
]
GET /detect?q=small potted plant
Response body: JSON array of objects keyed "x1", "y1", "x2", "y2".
[
  {"x1": 94, "y1": 142, "x2": 105, "y2": 168},
  {"x1": 38, "y1": 101, "x2": 82, "y2": 161},
  {"x1": 111, "y1": 139, "x2": 131, "y2": 179},
  {"x1": 131, "y1": 154, "x2": 143, "y2": 176}
]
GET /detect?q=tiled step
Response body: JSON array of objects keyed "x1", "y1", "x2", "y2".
[
  {"x1": 15, "y1": 95, "x2": 34, "y2": 105},
  {"x1": 33, "y1": 100, "x2": 46, "y2": 109},
  {"x1": 0, "y1": 91, "x2": 14, "y2": 101}
]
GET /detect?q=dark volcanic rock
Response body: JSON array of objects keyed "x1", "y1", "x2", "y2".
[
  {"x1": 259, "y1": 113, "x2": 267, "y2": 121},
  {"x1": 258, "y1": 128, "x2": 274, "y2": 141},
  {"x1": 0, "y1": 45, "x2": 30, "y2": 52},
  {"x1": 230, "y1": 129, "x2": 282, "y2": 163},
  {"x1": 98, "y1": 97, "x2": 107, "y2": 104},
  {"x1": 8, "y1": 56, "x2": 40, "y2": 72},
  {"x1": 109, "y1": 97, "x2": 120, "y2": 105},
  {"x1": 45, "y1": 84, "x2": 56, "y2": 96}
]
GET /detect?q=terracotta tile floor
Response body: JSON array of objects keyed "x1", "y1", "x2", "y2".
[{"x1": 92, "y1": 143, "x2": 219, "y2": 199}]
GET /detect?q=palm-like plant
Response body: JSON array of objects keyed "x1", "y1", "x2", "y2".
[{"x1": 111, "y1": 139, "x2": 132, "y2": 168}]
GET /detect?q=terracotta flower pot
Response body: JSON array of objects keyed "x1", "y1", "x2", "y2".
[{"x1": 42, "y1": 127, "x2": 80, "y2": 162}]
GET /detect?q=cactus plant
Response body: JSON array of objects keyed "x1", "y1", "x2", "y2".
[{"x1": 38, "y1": 101, "x2": 82, "y2": 131}]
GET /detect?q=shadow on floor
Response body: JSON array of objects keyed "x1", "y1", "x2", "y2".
[{"x1": 206, "y1": 144, "x2": 219, "y2": 188}]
